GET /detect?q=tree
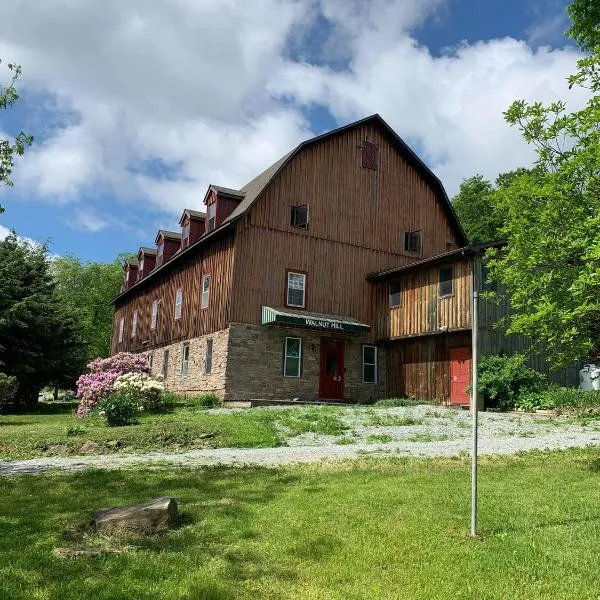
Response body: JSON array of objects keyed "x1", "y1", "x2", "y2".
[
  {"x1": 52, "y1": 255, "x2": 126, "y2": 363},
  {"x1": 485, "y1": 1, "x2": 600, "y2": 367},
  {"x1": 0, "y1": 60, "x2": 33, "y2": 212},
  {"x1": 0, "y1": 234, "x2": 85, "y2": 407},
  {"x1": 452, "y1": 175, "x2": 501, "y2": 244}
]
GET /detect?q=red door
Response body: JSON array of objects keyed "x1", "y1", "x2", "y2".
[
  {"x1": 450, "y1": 346, "x2": 471, "y2": 405},
  {"x1": 319, "y1": 339, "x2": 344, "y2": 400}
]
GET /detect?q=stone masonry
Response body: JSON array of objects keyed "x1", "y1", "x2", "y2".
[
  {"x1": 148, "y1": 328, "x2": 229, "y2": 397},
  {"x1": 225, "y1": 323, "x2": 386, "y2": 403}
]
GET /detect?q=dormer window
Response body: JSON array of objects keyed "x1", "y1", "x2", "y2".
[
  {"x1": 207, "y1": 202, "x2": 216, "y2": 232},
  {"x1": 157, "y1": 242, "x2": 164, "y2": 266},
  {"x1": 125, "y1": 270, "x2": 130, "y2": 284},
  {"x1": 139, "y1": 258, "x2": 144, "y2": 278},
  {"x1": 291, "y1": 205, "x2": 309, "y2": 229},
  {"x1": 182, "y1": 221, "x2": 190, "y2": 248}
]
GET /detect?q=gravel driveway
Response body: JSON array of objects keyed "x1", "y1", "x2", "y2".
[{"x1": 2, "y1": 405, "x2": 600, "y2": 476}]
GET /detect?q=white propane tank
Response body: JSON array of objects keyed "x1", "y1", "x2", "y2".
[
  {"x1": 592, "y1": 367, "x2": 600, "y2": 391},
  {"x1": 580, "y1": 364, "x2": 598, "y2": 391}
]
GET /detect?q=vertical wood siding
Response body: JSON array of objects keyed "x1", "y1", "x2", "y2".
[
  {"x1": 372, "y1": 258, "x2": 471, "y2": 339},
  {"x1": 386, "y1": 331, "x2": 471, "y2": 401},
  {"x1": 231, "y1": 123, "x2": 462, "y2": 326},
  {"x1": 111, "y1": 235, "x2": 235, "y2": 354}
]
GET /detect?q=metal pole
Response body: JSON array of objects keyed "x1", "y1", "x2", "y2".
[{"x1": 471, "y1": 280, "x2": 479, "y2": 538}]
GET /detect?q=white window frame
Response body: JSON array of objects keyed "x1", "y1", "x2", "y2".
[
  {"x1": 151, "y1": 300, "x2": 158, "y2": 330},
  {"x1": 125, "y1": 269, "x2": 130, "y2": 284},
  {"x1": 132, "y1": 310, "x2": 138, "y2": 337},
  {"x1": 175, "y1": 288, "x2": 183, "y2": 320},
  {"x1": 181, "y1": 343, "x2": 190, "y2": 379},
  {"x1": 157, "y1": 242, "x2": 164, "y2": 265},
  {"x1": 207, "y1": 202, "x2": 216, "y2": 231},
  {"x1": 362, "y1": 345, "x2": 378, "y2": 384},
  {"x1": 283, "y1": 337, "x2": 302, "y2": 378},
  {"x1": 147, "y1": 351, "x2": 153, "y2": 370},
  {"x1": 205, "y1": 338, "x2": 213, "y2": 374},
  {"x1": 139, "y1": 258, "x2": 144, "y2": 275},
  {"x1": 201, "y1": 274, "x2": 210, "y2": 308},
  {"x1": 286, "y1": 271, "x2": 306, "y2": 308},
  {"x1": 118, "y1": 317, "x2": 124, "y2": 343},
  {"x1": 182, "y1": 221, "x2": 190, "y2": 246}
]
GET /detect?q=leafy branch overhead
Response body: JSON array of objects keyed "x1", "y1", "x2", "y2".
[
  {"x1": 0, "y1": 60, "x2": 33, "y2": 212},
  {"x1": 483, "y1": 4, "x2": 600, "y2": 367}
]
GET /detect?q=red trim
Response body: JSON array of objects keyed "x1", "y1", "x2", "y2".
[
  {"x1": 284, "y1": 268, "x2": 308, "y2": 309},
  {"x1": 201, "y1": 273, "x2": 211, "y2": 310}
]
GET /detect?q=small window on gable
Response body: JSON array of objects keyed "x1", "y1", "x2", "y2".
[
  {"x1": 291, "y1": 205, "x2": 309, "y2": 229},
  {"x1": 404, "y1": 231, "x2": 421, "y2": 253},
  {"x1": 207, "y1": 202, "x2": 216, "y2": 232},
  {"x1": 286, "y1": 271, "x2": 306, "y2": 308},
  {"x1": 157, "y1": 242, "x2": 164, "y2": 266},
  {"x1": 361, "y1": 141, "x2": 379, "y2": 170},
  {"x1": 201, "y1": 275, "x2": 210, "y2": 308},
  {"x1": 389, "y1": 281, "x2": 401, "y2": 307},
  {"x1": 125, "y1": 270, "x2": 130, "y2": 284},
  {"x1": 175, "y1": 288, "x2": 183, "y2": 320},
  {"x1": 439, "y1": 267, "x2": 453, "y2": 298}
]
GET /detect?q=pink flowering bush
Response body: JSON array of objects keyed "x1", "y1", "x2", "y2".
[{"x1": 76, "y1": 352, "x2": 150, "y2": 417}]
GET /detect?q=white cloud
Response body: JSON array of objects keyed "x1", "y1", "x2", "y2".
[
  {"x1": 0, "y1": 223, "x2": 44, "y2": 248},
  {"x1": 70, "y1": 208, "x2": 109, "y2": 233},
  {"x1": 0, "y1": 0, "x2": 588, "y2": 221}
]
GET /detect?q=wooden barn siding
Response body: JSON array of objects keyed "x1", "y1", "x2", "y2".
[
  {"x1": 373, "y1": 258, "x2": 471, "y2": 339},
  {"x1": 111, "y1": 235, "x2": 236, "y2": 354},
  {"x1": 473, "y1": 258, "x2": 580, "y2": 386},
  {"x1": 386, "y1": 331, "x2": 471, "y2": 401},
  {"x1": 231, "y1": 123, "x2": 461, "y2": 325}
]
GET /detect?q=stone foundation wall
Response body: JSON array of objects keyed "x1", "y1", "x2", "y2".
[
  {"x1": 147, "y1": 328, "x2": 229, "y2": 397},
  {"x1": 225, "y1": 323, "x2": 386, "y2": 403}
]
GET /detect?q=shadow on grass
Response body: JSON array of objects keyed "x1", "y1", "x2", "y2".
[
  {"x1": 0, "y1": 466, "x2": 301, "y2": 599},
  {"x1": 7, "y1": 400, "x2": 79, "y2": 416}
]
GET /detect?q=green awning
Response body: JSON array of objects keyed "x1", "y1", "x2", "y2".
[{"x1": 261, "y1": 306, "x2": 370, "y2": 334}]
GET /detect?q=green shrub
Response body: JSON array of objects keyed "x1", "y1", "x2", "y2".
[
  {"x1": 98, "y1": 391, "x2": 140, "y2": 426},
  {"x1": 373, "y1": 398, "x2": 420, "y2": 408},
  {"x1": 513, "y1": 388, "x2": 558, "y2": 412},
  {"x1": 552, "y1": 387, "x2": 600, "y2": 415},
  {"x1": 478, "y1": 354, "x2": 547, "y2": 410},
  {"x1": 190, "y1": 393, "x2": 221, "y2": 408},
  {"x1": 0, "y1": 373, "x2": 18, "y2": 413},
  {"x1": 114, "y1": 373, "x2": 166, "y2": 413}
]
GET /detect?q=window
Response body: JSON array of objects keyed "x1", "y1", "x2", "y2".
[
  {"x1": 125, "y1": 269, "x2": 130, "y2": 284},
  {"x1": 291, "y1": 205, "x2": 309, "y2": 229},
  {"x1": 286, "y1": 271, "x2": 306, "y2": 308},
  {"x1": 132, "y1": 310, "x2": 138, "y2": 337},
  {"x1": 389, "y1": 281, "x2": 401, "y2": 307},
  {"x1": 175, "y1": 288, "x2": 183, "y2": 320},
  {"x1": 207, "y1": 202, "x2": 216, "y2": 231},
  {"x1": 205, "y1": 339, "x2": 213, "y2": 374},
  {"x1": 182, "y1": 221, "x2": 190, "y2": 247},
  {"x1": 201, "y1": 275, "x2": 210, "y2": 308},
  {"x1": 362, "y1": 345, "x2": 378, "y2": 383},
  {"x1": 439, "y1": 267, "x2": 453, "y2": 297},
  {"x1": 139, "y1": 258, "x2": 144, "y2": 276},
  {"x1": 162, "y1": 349, "x2": 169, "y2": 380},
  {"x1": 283, "y1": 337, "x2": 302, "y2": 378},
  {"x1": 361, "y1": 141, "x2": 379, "y2": 170},
  {"x1": 118, "y1": 317, "x2": 124, "y2": 343},
  {"x1": 157, "y1": 242, "x2": 164, "y2": 266},
  {"x1": 147, "y1": 352, "x2": 153, "y2": 370},
  {"x1": 151, "y1": 300, "x2": 158, "y2": 330},
  {"x1": 404, "y1": 231, "x2": 421, "y2": 253},
  {"x1": 181, "y1": 343, "x2": 190, "y2": 378}
]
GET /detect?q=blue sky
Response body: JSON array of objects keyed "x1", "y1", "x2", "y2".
[{"x1": 0, "y1": 0, "x2": 580, "y2": 263}]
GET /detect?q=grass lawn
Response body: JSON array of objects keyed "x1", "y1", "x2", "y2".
[
  {"x1": 0, "y1": 401, "x2": 349, "y2": 460},
  {"x1": 2, "y1": 449, "x2": 600, "y2": 599}
]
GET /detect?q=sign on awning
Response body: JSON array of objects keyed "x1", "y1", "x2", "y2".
[{"x1": 261, "y1": 306, "x2": 370, "y2": 334}]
